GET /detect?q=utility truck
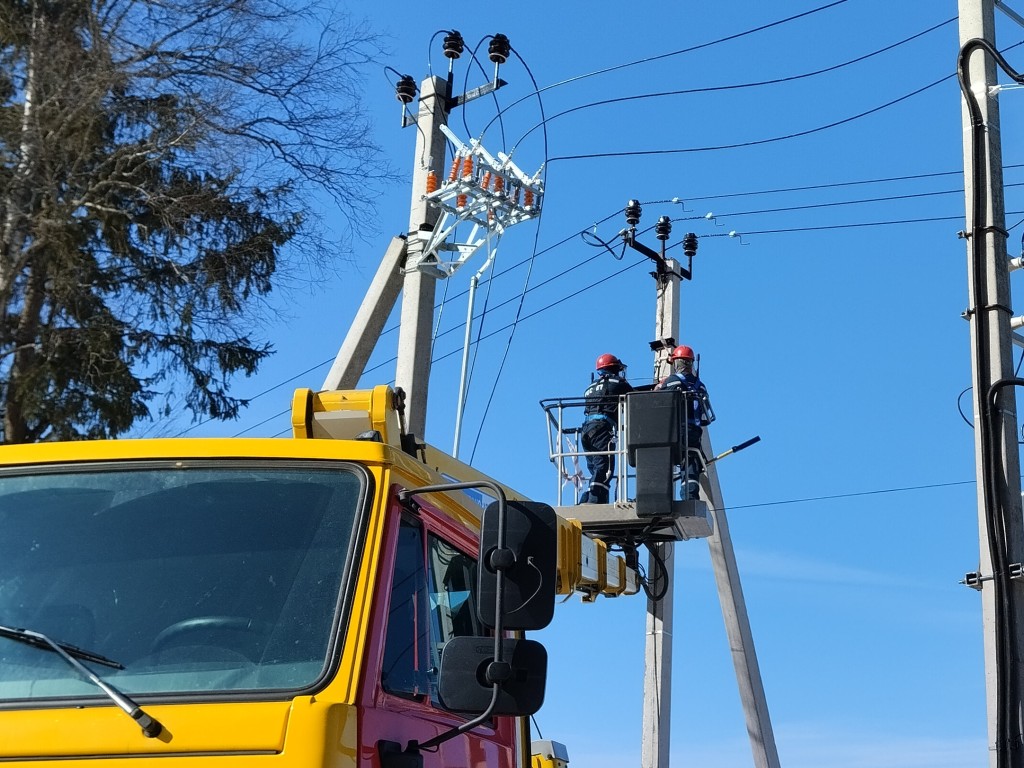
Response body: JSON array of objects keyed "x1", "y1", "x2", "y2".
[{"x1": 0, "y1": 385, "x2": 650, "y2": 768}]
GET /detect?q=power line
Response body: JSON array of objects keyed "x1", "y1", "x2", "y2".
[
  {"x1": 222, "y1": 253, "x2": 651, "y2": 438},
  {"x1": 511, "y1": 16, "x2": 956, "y2": 150},
  {"x1": 234, "y1": 408, "x2": 289, "y2": 437},
  {"x1": 548, "y1": 71, "x2": 954, "y2": 163},
  {"x1": 187, "y1": 158, "x2": 1024, "y2": 438},
  {"x1": 481, "y1": 0, "x2": 853, "y2": 138},
  {"x1": 726, "y1": 479, "x2": 977, "y2": 511},
  {"x1": 467, "y1": 45, "x2": 551, "y2": 463},
  {"x1": 227, "y1": 400, "x2": 978, "y2": 511},
  {"x1": 683, "y1": 184, "x2": 1024, "y2": 221},
  {"x1": 685, "y1": 167, "x2": 1022, "y2": 203},
  {"x1": 207, "y1": 202, "x2": 982, "y2": 438},
  {"x1": 173, "y1": 357, "x2": 333, "y2": 437},
  {"x1": 736, "y1": 211, "x2": 990, "y2": 236}
]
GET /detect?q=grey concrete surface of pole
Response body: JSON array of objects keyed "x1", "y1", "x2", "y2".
[
  {"x1": 958, "y1": 2, "x2": 1024, "y2": 766},
  {"x1": 395, "y1": 76, "x2": 448, "y2": 438},
  {"x1": 641, "y1": 259, "x2": 681, "y2": 768}
]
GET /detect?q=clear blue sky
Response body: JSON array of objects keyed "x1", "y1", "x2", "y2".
[{"x1": 169, "y1": 2, "x2": 1023, "y2": 765}]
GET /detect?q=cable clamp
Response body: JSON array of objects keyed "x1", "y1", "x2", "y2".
[
  {"x1": 984, "y1": 303, "x2": 1014, "y2": 315},
  {"x1": 981, "y1": 225, "x2": 1010, "y2": 238},
  {"x1": 961, "y1": 563, "x2": 1024, "y2": 590},
  {"x1": 962, "y1": 304, "x2": 1014, "y2": 319}
]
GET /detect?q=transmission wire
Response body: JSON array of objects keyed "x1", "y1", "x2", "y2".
[
  {"x1": 480, "y1": 0, "x2": 853, "y2": 139},
  {"x1": 468, "y1": 45, "x2": 549, "y2": 464},
  {"x1": 511, "y1": 16, "x2": 956, "y2": 150}
]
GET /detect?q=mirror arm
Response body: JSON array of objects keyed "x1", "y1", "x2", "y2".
[{"x1": 398, "y1": 481, "x2": 510, "y2": 754}]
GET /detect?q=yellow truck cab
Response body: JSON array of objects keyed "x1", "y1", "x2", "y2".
[{"x1": 0, "y1": 386, "x2": 636, "y2": 767}]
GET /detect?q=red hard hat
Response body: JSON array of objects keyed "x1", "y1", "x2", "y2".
[
  {"x1": 671, "y1": 344, "x2": 695, "y2": 361},
  {"x1": 595, "y1": 353, "x2": 623, "y2": 371}
]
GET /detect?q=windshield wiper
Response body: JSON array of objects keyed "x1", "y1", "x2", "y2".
[
  {"x1": 0, "y1": 625, "x2": 122, "y2": 668},
  {"x1": 0, "y1": 623, "x2": 163, "y2": 738}
]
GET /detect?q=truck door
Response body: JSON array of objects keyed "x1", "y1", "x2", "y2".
[{"x1": 360, "y1": 493, "x2": 516, "y2": 768}]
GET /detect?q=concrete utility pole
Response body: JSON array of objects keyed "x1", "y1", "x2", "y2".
[
  {"x1": 323, "y1": 45, "x2": 536, "y2": 441},
  {"x1": 395, "y1": 76, "x2": 448, "y2": 438},
  {"x1": 703, "y1": 462, "x2": 780, "y2": 768},
  {"x1": 321, "y1": 236, "x2": 407, "y2": 391},
  {"x1": 958, "y1": 3, "x2": 1024, "y2": 766},
  {"x1": 639, "y1": 256, "x2": 779, "y2": 768},
  {"x1": 641, "y1": 259, "x2": 682, "y2": 768},
  {"x1": 321, "y1": 75, "x2": 448, "y2": 424}
]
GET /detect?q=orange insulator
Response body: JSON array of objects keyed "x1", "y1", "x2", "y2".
[
  {"x1": 493, "y1": 176, "x2": 505, "y2": 194},
  {"x1": 426, "y1": 170, "x2": 438, "y2": 194},
  {"x1": 481, "y1": 171, "x2": 491, "y2": 191},
  {"x1": 448, "y1": 155, "x2": 461, "y2": 182},
  {"x1": 487, "y1": 208, "x2": 495, "y2": 223},
  {"x1": 457, "y1": 193, "x2": 467, "y2": 209},
  {"x1": 462, "y1": 155, "x2": 474, "y2": 179},
  {"x1": 524, "y1": 189, "x2": 534, "y2": 208}
]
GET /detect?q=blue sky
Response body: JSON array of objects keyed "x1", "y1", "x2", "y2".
[{"x1": 165, "y1": 1, "x2": 1024, "y2": 765}]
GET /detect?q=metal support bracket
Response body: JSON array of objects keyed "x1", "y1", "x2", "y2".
[
  {"x1": 624, "y1": 230, "x2": 692, "y2": 281},
  {"x1": 407, "y1": 124, "x2": 544, "y2": 278},
  {"x1": 401, "y1": 79, "x2": 508, "y2": 127},
  {"x1": 962, "y1": 563, "x2": 1024, "y2": 590}
]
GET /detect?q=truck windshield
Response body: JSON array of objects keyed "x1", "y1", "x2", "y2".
[{"x1": 0, "y1": 461, "x2": 366, "y2": 700}]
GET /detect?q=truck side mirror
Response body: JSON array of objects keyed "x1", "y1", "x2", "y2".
[
  {"x1": 437, "y1": 636, "x2": 547, "y2": 715},
  {"x1": 477, "y1": 500, "x2": 557, "y2": 631}
]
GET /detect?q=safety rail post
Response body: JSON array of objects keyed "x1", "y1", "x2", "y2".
[
  {"x1": 541, "y1": 395, "x2": 636, "y2": 508},
  {"x1": 615, "y1": 397, "x2": 630, "y2": 504}
]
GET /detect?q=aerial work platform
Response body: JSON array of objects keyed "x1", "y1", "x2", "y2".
[
  {"x1": 541, "y1": 390, "x2": 713, "y2": 544},
  {"x1": 557, "y1": 499, "x2": 711, "y2": 542},
  {"x1": 541, "y1": 387, "x2": 779, "y2": 768}
]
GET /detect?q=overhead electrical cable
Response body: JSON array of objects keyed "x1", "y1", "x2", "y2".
[
  {"x1": 234, "y1": 409, "x2": 289, "y2": 437},
  {"x1": 725, "y1": 479, "x2": 977, "y2": 511},
  {"x1": 684, "y1": 167, "x2": 1023, "y2": 202},
  {"x1": 511, "y1": 16, "x2": 956, "y2": 149},
  {"x1": 435, "y1": 256, "x2": 650, "y2": 370},
  {"x1": 480, "y1": 0, "x2": 853, "y2": 138},
  {"x1": 735, "y1": 211, "x2": 1024, "y2": 236},
  {"x1": 548, "y1": 71, "x2": 953, "y2": 163},
  {"x1": 205, "y1": 200, "x2": 990, "y2": 439},
  {"x1": 174, "y1": 357, "x2": 334, "y2": 437},
  {"x1": 460, "y1": 35, "x2": 507, "y2": 148},
  {"x1": 544, "y1": 36, "x2": 1024, "y2": 164},
  {"x1": 680, "y1": 184, "x2": 1024, "y2": 221},
  {"x1": 467, "y1": 45, "x2": 550, "y2": 463},
  {"x1": 227, "y1": 196, "x2": 1001, "y2": 439},
  {"x1": 959, "y1": 38, "x2": 1024, "y2": 768},
  {"x1": 195, "y1": 188, "x2": 992, "y2": 440},
  {"x1": 463, "y1": 233, "x2": 500, "y2": 403}
]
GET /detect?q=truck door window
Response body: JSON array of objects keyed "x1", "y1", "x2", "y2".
[
  {"x1": 381, "y1": 515, "x2": 430, "y2": 699},
  {"x1": 381, "y1": 513, "x2": 481, "y2": 706},
  {"x1": 427, "y1": 536, "x2": 480, "y2": 687}
]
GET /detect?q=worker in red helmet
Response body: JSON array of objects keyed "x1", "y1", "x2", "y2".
[
  {"x1": 579, "y1": 354, "x2": 633, "y2": 504},
  {"x1": 655, "y1": 344, "x2": 713, "y2": 500}
]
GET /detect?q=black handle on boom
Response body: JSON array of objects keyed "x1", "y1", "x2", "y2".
[{"x1": 622, "y1": 199, "x2": 695, "y2": 281}]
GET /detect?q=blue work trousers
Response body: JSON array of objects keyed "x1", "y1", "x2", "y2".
[{"x1": 580, "y1": 418, "x2": 616, "y2": 504}]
